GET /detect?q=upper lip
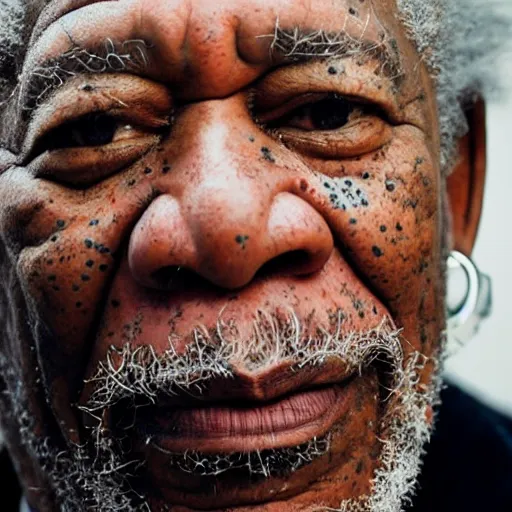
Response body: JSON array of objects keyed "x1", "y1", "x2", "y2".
[{"x1": 80, "y1": 358, "x2": 357, "y2": 433}]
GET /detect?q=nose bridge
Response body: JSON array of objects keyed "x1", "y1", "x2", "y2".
[
  {"x1": 175, "y1": 100, "x2": 277, "y2": 277},
  {"x1": 171, "y1": 97, "x2": 276, "y2": 235}
]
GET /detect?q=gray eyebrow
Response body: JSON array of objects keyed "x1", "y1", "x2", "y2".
[
  {"x1": 20, "y1": 25, "x2": 402, "y2": 115},
  {"x1": 19, "y1": 38, "x2": 150, "y2": 114},
  {"x1": 265, "y1": 26, "x2": 403, "y2": 87}
]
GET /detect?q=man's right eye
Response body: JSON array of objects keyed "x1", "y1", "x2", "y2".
[{"x1": 44, "y1": 113, "x2": 147, "y2": 150}]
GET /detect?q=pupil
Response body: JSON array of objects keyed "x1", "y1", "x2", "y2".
[
  {"x1": 70, "y1": 114, "x2": 118, "y2": 147},
  {"x1": 311, "y1": 97, "x2": 352, "y2": 130}
]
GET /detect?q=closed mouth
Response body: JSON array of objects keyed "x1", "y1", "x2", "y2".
[{"x1": 129, "y1": 381, "x2": 355, "y2": 454}]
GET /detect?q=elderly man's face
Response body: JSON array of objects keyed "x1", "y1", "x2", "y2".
[{"x1": 0, "y1": 0, "x2": 446, "y2": 510}]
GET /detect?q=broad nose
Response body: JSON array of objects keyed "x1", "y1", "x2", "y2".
[{"x1": 128, "y1": 103, "x2": 334, "y2": 290}]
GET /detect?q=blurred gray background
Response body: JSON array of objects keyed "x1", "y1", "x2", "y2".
[{"x1": 445, "y1": 52, "x2": 512, "y2": 416}]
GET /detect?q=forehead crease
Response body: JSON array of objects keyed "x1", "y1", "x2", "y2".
[
  {"x1": 21, "y1": 0, "x2": 404, "y2": 109},
  {"x1": 27, "y1": 0, "x2": 396, "y2": 67}
]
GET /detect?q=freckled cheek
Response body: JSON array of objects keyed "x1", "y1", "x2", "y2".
[{"x1": 317, "y1": 158, "x2": 439, "y2": 300}]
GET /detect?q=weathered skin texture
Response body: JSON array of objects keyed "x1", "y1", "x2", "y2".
[{"x1": 0, "y1": 0, "x2": 445, "y2": 510}]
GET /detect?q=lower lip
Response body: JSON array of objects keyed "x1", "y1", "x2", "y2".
[{"x1": 135, "y1": 383, "x2": 356, "y2": 454}]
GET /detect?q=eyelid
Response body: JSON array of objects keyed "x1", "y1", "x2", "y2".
[
  {"x1": 22, "y1": 74, "x2": 172, "y2": 160},
  {"x1": 253, "y1": 59, "x2": 405, "y2": 124},
  {"x1": 256, "y1": 93, "x2": 331, "y2": 124}
]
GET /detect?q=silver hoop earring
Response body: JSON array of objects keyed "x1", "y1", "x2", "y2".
[{"x1": 446, "y1": 251, "x2": 492, "y2": 347}]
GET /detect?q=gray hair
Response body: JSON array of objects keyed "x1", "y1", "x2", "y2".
[
  {"x1": 0, "y1": 0, "x2": 511, "y2": 174},
  {"x1": 397, "y1": 0, "x2": 512, "y2": 171}
]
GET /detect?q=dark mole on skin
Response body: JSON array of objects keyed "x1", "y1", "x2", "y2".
[
  {"x1": 84, "y1": 239, "x2": 93, "y2": 249},
  {"x1": 144, "y1": 167, "x2": 153, "y2": 175},
  {"x1": 99, "y1": 264, "x2": 108, "y2": 272},
  {"x1": 385, "y1": 180, "x2": 396, "y2": 192},
  {"x1": 372, "y1": 246, "x2": 384, "y2": 258},
  {"x1": 111, "y1": 299, "x2": 121, "y2": 308},
  {"x1": 86, "y1": 260, "x2": 94, "y2": 268},
  {"x1": 127, "y1": 179, "x2": 136, "y2": 187},
  {"x1": 56, "y1": 220, "x2": 66, "y2": 229},
  {"x1": 349, "y1": 218, "x2": 357, "y2": 225},
  {"x1": 81, "y1": 274, "x2": 91, "y2": 282},
  {"x1": 89, "y1": 219, "x2": 99, "y2": 226},
  {"x1": 362, "y1": 172, "x2": 370, "y2": 180},
  {"x1": 235, "y1": 235, "x2": 250, "y2": 249},
  {"x1": 248, "y1": 135, "x2": 255, "y2": 142},
  {"x1": 162, "y1": 165, "x2": 171, "y2": 174},
  {"x1": 261, "y1": 147, "x2": 276, "y2": 163},
  {"x1": 72, "y1": 284, "x2": 80, "y2": 292},
  {"x1": 380, "y1": 225, "x2": 387, "y2": 233},
  {"x1": 396, "y1": 223, "x2": 403, "y2": 231},
  {"x1": 356, "y1": 460, "x2": 364, "y2": 474}
]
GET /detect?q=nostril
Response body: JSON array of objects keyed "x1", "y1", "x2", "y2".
[
  {"x1": 257, "y1": 250, "x2": 315, "y2": 279},
  {"x1": 151, "y1": 266, "x2": 208, "y2": 291}
]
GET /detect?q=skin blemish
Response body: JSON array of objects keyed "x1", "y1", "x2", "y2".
[
  {"x1": 162, "y1": 165, "x2": 172, "y2": 174},
  {"x1": 47, "y1": 259, "x2": 53, "y2": 265},
  {"x1": 396, "y1": 223, "x2": 403, "y2": 231},
  {"x1": 362, "y1": 172, "x2": 370, "y2": 180},
  {"x1": 111, "y1": 299, "x2": 121, "y2": 308},
  {"x1": 76, "y1": 302, "x2": 83, "y2": 309},
  {"x1": 144, "y1": 167, "x2": 153, "y2": 175},
  {"x1": 99, "y1": 264, "x2": 109, "y2": 272},
  {"x1": 328, "y1": 66, "x2": 338, "y2": 75},
  {"x1": 385, "y1": 180, "x2": 396, "y2": 192},
  {"x1": 380, "y1": 225, "x2": 387, "y2": 233},
  {"x1": 94, "y1": 242, "x2": 110, "y2": 255},
  {"x1": 372, "y1": 246, "x2": 384, "y2": 258},
  {"x1": 261, "y1": 147, "x2": 276, "y2": 163},
  {"x1": 414, "y1": 156, "x2": 425, "y2": 171},
  {"x1": 127, "y1": 179, "x2": 136, "y2": 187},
  {"x1": 56, "y1": 220, "x2": 66, "y2": 229},
  {"x1": 89, "y1": 219, "x2": 99, "y2": 226},
  {"x1": 349, "y1": 218, "x2": 357, "y2": 225},
  {"x1": 86, "y1": 260, "x2": 94, "y2": 268},
  {"x1": 50, "y1": 235, "x2": 58, "y2": 243},
  {"x1": 81, "y1": 274, "x2": 91, "y2": 282},
  {"x1": 235, "y1": 235, "x2": 250, "y2": 249},
  {"x1": 72, "y1": 284, "x2": 80, "y2": 292},
  {"x1": 47, "y1": 275, "x2": 56, "y2": 282},
  {"x1": 84, "y1": 239, "x2": 93, "y2": 249},
  {"x1": 59, "y1": 256, "x2": 65, "y2": 263},
  {"x1": 324, "y1": 177, "x2": 369, "y2": 210},
  {"x1": 248, "y1": 135, "x2": 255, "y2": 142}
]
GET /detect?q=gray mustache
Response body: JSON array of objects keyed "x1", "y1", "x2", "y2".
[{"x1": 81, "y1": 310, "x2": 404, "y2": 417}]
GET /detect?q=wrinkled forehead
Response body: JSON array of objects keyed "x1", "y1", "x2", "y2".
[{"x1": 23, "y1": 0, "x2": 426, "y2": 98}]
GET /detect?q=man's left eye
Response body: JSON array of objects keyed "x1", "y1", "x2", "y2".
[
  {"x1": 47, "y1": 113, "x2": 140, "y2": 150},
  {"x1": 279, "y1": 95, "x2": 360, "y2": 132}
]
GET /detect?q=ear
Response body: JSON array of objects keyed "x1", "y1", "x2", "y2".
[{"x1": 446, "y1": 99, "x2": 487, "y2": 256}]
